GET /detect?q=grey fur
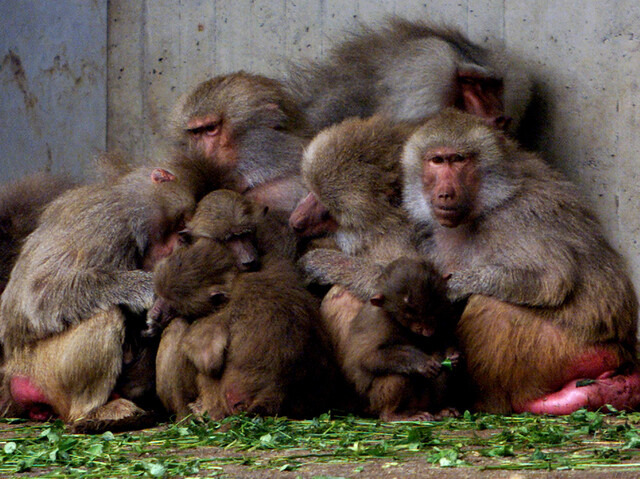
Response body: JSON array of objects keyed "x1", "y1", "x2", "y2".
[
  {"x1": 284, "y1": 17, "x2": 531, "y2": 134},
  {"x1": 401, "y1": 110, "x2": 638, "y2": 342}
]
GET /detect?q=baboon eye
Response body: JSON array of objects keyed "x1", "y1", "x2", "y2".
[
  {"x1": 178, "y1": 230, "x2": 193, "y2": 245},
  {"x1": 225, "y1": 230, "x2": 253, "y2": 243},
  {"x1": 431, "y1": 156, "x2": 445, "y2": 164},
  {"x1": 453, "y1": 154, "x2": 466, "y2": 163},
  {"x1": 187, "y1": 122, "x2": 221, "y2": 137},
  {"x1": 202, "y1": 123, "x2": 221, "y2": 136}
]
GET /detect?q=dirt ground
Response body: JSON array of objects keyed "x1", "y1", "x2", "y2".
[
  {"x1": 180, "y1": 447, "x2": 640, "y2": 478},
  {"x1": 1, "y1": 418, "x2": 639, "y2": 478}
]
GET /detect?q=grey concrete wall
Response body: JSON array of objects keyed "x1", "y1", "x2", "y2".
[
  {"x1": 511, "y1": 1, "x2": 640, "y2": 293},
  {"x1": 0, "y1": 0, "x2": 107, "y2": 181},
  {"x1": 107, "y1": 0, "x2": 504, "y2": 159}
]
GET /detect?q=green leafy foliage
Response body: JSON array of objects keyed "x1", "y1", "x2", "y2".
[{"x1": 0, "y1": 409, "x2": 639, "y2": 477}]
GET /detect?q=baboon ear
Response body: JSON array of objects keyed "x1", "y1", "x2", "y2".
[
  {"x1": 151, "y1": 168, "x2": 176, "y2": 184},
  {"x1": 208, "y1": 286, "x2": 230, "y2": 307},
  {"x1": 370, "y1": 293, "x2": 385, "y2": 308}
]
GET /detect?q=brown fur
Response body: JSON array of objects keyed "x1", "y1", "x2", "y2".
[
  {"x1": 293, "y1": 115, "x2": 420, "y2": 301},
  {"x1": 290, "y1": 115, "x2": 441, "y2": 416},
  {"x1": 0, "y1": 172, "x2": 77, "y2": 294},
  {"x1": 155, "y1": 257, "x2": 337, "y2": 420},
  {"x1": 152, "y1": 189, "x2": 338, "y2": 419},
  {"x1": 155, "y1": 318, "x2": 199, "y2": 418},
  {"x1": 187, "y1": 189, "x2": 298, "y2": 265},
  {"x1": 147, "y1": 189, "x2": 298, "y2": 335},
  {"x1": 341, "y1": 257, "x2": 462, "y2": 420}
]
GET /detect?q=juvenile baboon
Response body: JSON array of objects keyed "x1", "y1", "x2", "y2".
[
  {"x1": 154, "y1": 254, "x2": 337, "y2": 420},
  {"x1": 0, "y1": 156, "x2": 228, "y2": 428},
  {"x1": 170, "y1": 72, "x2": 311, "y2": 212},
  {"x1": 284, "y1": 17, "x2": 531, "y2": 134},
  {"x1": 0, "y1": 172, "x2": 77, "y2": 294},
  {"x1": 147, "y1": 222, "x2": 240, "y2": 333},
  {"x1": 401, "y1": 109, "x2": 640, "y2": 414},
  {"x1": 145, "y1": 189, "x2": 298, "y2": 336},
  {"x1": 342, "y1": 257, "x2": 461, "y2": 421},
  {"x1": 152, "y1": 232, "x2": 242, "y2": 417},
  {"x1": 150, "y1": 190, "x2": 335, "y2": 419},
  {"x1": 186, "y1": 189, "x2": 298, "y2": 266}
]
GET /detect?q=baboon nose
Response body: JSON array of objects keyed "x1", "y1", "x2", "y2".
[
  {"x1": 290, "y1": 221, "x2": 305, "y2": 234},
  {"x1": 241, "y1": 258, "x2": 260, "y2": 272}
]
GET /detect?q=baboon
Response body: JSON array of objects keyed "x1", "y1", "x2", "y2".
[
  {"x1": 153, "y1": 237, "x2": 238, "y2": 417},
  {"x1": 0, "y1": 172, "x2": 77, "y2": 294},
  {"x1": 284, "y1": 17, "x2": 531, "y2": 134},
  {"x1": 342, "y1": 257, "x2": 461, "y2": 421},
  {"x1": 170, "y1": 72, "x2": 311, "y2": 212},
  {"x1": 154, "y1": 254, "x2": 337, "y2": 420},
  {"x1": 289, "y1": 116, "x2": 436, "y2": 418},
  {"x1": 151, "y1": 189, "x2": 337, "y2": 419},
  {"x1": 147, "y1": 221, "x2": 241, "y2": 334},
  {"x1": 291, "y1": 115, "x2": 419, "y2": 301},
  {"x1": 186, "y1": 189, "x2": 298, "y2": 266},
  {"x1": 401, "y1": 109, "x2": 640, "y2": 414},
  {"x1": 0, "y1": 155, "x2": 228, "y2": 428},
  {"x1": 145, "y1": 189, "x2": 298, "y2": 336}
]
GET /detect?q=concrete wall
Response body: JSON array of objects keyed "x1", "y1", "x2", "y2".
[
  {"x1": 2, "y1": 1, "x2": 640, "y2": 294},
  {"x1": 0, "y1": 0, "x2": 107, "y2": 181}
]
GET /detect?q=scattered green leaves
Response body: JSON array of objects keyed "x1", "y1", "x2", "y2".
[{"x1": 0, "y1": 409, "x2": 638, "y2": 477}]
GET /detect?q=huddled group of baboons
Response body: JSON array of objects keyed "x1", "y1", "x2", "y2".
[{"x1": 0, "y1": 17, "x2": 638, "y2": 433}]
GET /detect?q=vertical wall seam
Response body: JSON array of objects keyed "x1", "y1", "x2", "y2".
[
  {"x1": 105, "y1": 0, "x2": 110, "y2": 151},
  {"x1": 140, "y1": 0, "x2": 148, "y2": 155},
  {"x1": 502, "y1": 0, "x2": 507, "y2": 44}
]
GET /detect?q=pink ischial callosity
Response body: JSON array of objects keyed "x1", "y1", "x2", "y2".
[
  {"x1": 515, "y1": 369, "x2": 640, "y2": 415},
  {"x1": 514, "y1": 349, "x2": 640, "y2": 414},
  {"x1": 10, "y1": 375, "x2": 57, "y2": 421}
]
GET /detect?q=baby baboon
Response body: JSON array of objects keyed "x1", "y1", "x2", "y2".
[
  {"x1": 401, "y1": 109, "x2": 640, "y2": 414},
  {"x1": 342, "y1": 257, "x2": 461, "y2": 421},
  {"x1": 186, "y1": 189, "x2": 298, "y2": 267},
  {"x1": 151, "y1": 186, "x2": 338, "y2": 419},
  {"x1": 155, "y1": 254, "x2": 337, "y2": 420},
  {"x1": 146, "y1": 188, "x2": 298, "y2": 336},
  {"x1": 289, "y1": 115, "x2": 424, "y2": 383}
]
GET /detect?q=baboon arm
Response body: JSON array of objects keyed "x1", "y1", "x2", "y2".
[
  {"x1": 33, "y1": 269, "x2": 154, "y2": 326},
  {"x1": 361, "y1": 345, "x2": 442, "y2": 379},
  {"x1": 183, "y1": 321, "x2": 229, "y2": 377},
  {"x1": 299, "y1": 248, "x2": 383, "y2": 301},
  {"x1": 447, "y1": 265, "x2": 574, "y2": 307}
]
